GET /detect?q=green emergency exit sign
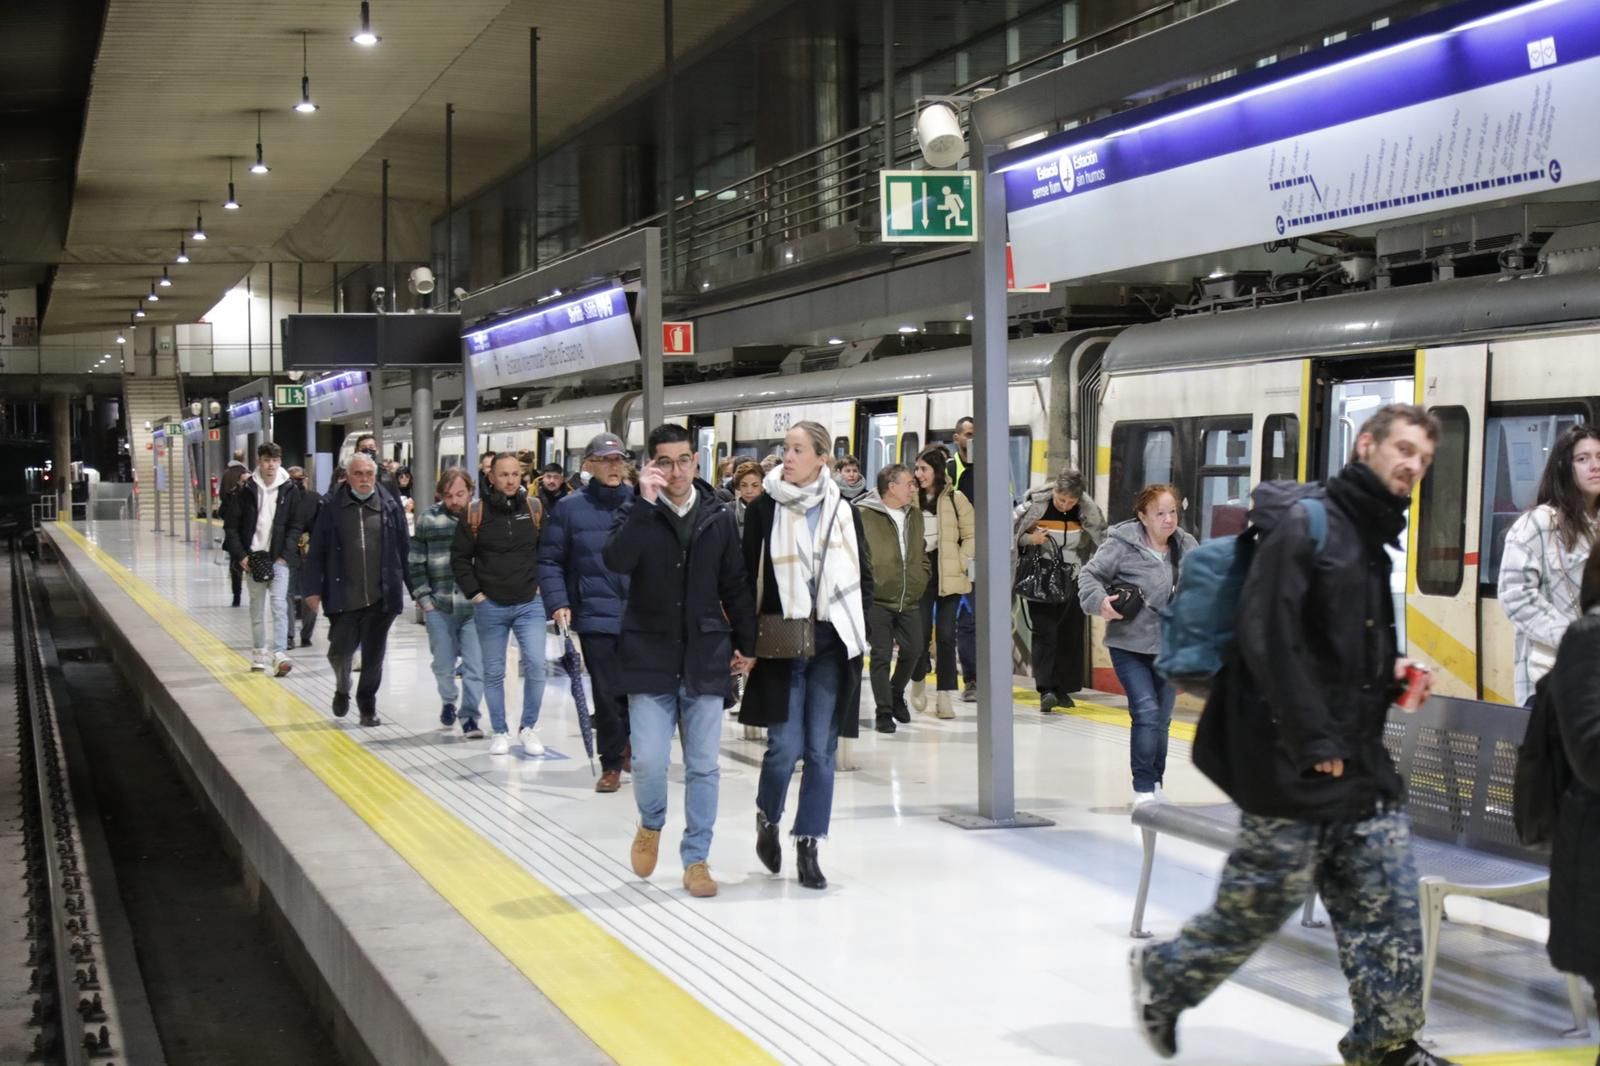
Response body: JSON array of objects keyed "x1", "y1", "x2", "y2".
[
  {"x1": 879, "y1": 170, "x2": 979, "y2": 243},
  {"x1": 275, "y1": 384, "x2": 307, "y2": 408}
]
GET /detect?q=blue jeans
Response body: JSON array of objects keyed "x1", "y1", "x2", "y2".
[
  {"x1": 629, "y1": 687, "x2": 725, "y2": 866},
  {"x1": 423, "y1": 607, "x2": 483, "y2": 718},
  {"x1": 1111, "y1": 646, "x2": 1175, "y2": 793},
  {"x1": 473, "y1": 597, "x2": 546, "y2": 735},
  {"x1": 247, "y1": 561, "x2": 291, "y2": 654},
  {"x1": 757, "y1": 624, "x2": 844, "y2": 839}
]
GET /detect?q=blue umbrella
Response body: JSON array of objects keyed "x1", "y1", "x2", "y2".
[{"x1": 557, "y1": 624, "x2": 597, "y2": 774}]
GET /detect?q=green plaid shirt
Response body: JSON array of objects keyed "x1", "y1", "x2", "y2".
[{"x1": 407, "y1": 502, "x2": 472, "y2": 616}]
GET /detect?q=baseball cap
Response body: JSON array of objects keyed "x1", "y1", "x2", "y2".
[{"x1": 584, "y1": 432, "x2": 627, "y2": 459}]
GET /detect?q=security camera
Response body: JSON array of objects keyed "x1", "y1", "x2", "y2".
[
  {"x1": 190, "y1": 401, "x2": 202, "y2": 416},
  {"x1": 208, "y1": 400, "x2": 222, "y2": 416},
  {"x1": 408, "y1": 266, "x2": 436, "y2": 296},
  {"x1": 915, "y1": 100, "x2": 966, "y2": 169}
]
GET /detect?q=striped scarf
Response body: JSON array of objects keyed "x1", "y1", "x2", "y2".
[{"x1": 763, "y1": 466, "x2": 867, "y2": 658}]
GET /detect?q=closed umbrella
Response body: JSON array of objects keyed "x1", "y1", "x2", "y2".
[{"x1": 556, "y1": 624, "x2": 597, "y2": 774}]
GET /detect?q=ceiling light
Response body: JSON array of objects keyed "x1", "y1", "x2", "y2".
[
  {"x1": 223, "y1": 158, "x2": 240, "y2": 210},
  {"x1": 116, "y1": 332, "x2": 126, "y2": 344},
  {"x1": 192, "y1": 204, "x2": 207, "y2": 241},
  {"x1": 159, "y1": 267, "x2": 172, "y2": 287},
  {"x1": 965, "y1": 313, "x2": 974, "y2": 321},
  {"x1": 827, "y1": 337, "x2": 844, "y2": 345},
  {"x1": 250, "y1": 111, "x2": 270, "y2": 173},
  {"x1": 897, "y1": 325, "x2": 919, "y2": 334},
  {"x1": 134, "y1": 304, "x2": 146, "y2": 318},
  {"x1": 352, "y1": 1, "x2": 380, "y2": 46},
  {"x1": 295, "y1": 32, "x2": 319, "y2": 112},
  {"x1": 176, "y1": 237, "x2": 190, "y2": 263},
  {"x1": 147, "y1": 282, "x2": 160, "y2": 302}
]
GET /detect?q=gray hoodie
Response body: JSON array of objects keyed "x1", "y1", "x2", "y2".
[{"x1": 1077, "y1": 519, "x2": 1198, "y2": 655}]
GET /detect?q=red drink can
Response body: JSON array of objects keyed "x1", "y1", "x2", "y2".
[{"x1": 1394, "y1": 662, "x2": 1430, "y2": 713}]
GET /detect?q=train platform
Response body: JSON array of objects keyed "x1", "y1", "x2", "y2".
[{"x1": 40, "y1": 516, "x2": 1598, "y2": 1066}]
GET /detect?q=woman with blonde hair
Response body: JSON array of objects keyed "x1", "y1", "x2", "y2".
[{"x1": 741, "y1": 421, "x2": 871, "y2": 890}]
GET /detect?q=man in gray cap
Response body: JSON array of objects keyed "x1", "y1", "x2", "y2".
[{"x1": 537, "y1": 432, "x2": 635, "y2": 791}]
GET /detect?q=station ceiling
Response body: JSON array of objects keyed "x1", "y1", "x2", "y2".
[{"x1": 4, "y1": 0, "x2": 773, "y2": 337}]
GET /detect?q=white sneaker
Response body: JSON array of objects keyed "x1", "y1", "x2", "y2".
[
  {"x1": 272, "y1": 652, "x2": 293, "y2": 677},
  {"x1": 909, "y1": 679, "x2": 928, "y2": 713},
  {"x1": 519, "y1": 727, "x2": 545, "y2": 757},
  {"x1": 1133, "y1": 790, "x2": 1159, "y2": 807},
  {"x1": 1154, "y1": 785, "x2": 1167, "y2": 803},
  {"x1": 249, "y1": 649, "x2": 267, "y2": 672},
  {"x1": 489, "y1": 733, "x2": 510, "y2": 755}
]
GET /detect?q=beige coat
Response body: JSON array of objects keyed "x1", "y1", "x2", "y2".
[{"x1": 927, "y1": 485, "x2": 975, "y2": 596}]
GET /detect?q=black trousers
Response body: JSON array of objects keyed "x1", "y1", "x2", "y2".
[
  {"x1": 956, "y1": 597, "x2": 977, "y2": 687},
  {"x1": 1028, "y1": 596, "x2": 1086, "y2": 695},
  {"x1": 913, "y1": 552, "x2": 962, "y2": 692},
  {"x1": 867, "y1": 602, "x2": 921, "y2": 714},
  {"x1": 327, "y1": 604, "x2": 397, "y2": 712},
  {"x1": 229, "y1": 563, "x2": 243, "y2": 604},
  {"x1": 580, "y1": 633, "x2": 631, "y2": 772}
]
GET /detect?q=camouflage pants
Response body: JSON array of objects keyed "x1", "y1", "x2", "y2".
[{"x1": 1144, "y1": 806, "x2": 1425, "y2": 1065}]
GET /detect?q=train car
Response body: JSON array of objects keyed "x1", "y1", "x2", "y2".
[{"x1": 1088, "y1": 271, "x2": 1600, "y2": 706}]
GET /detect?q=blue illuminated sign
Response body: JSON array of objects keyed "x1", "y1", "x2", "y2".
[{"x1": 463, "y1": 284, "x2": 640, "y2": 389}]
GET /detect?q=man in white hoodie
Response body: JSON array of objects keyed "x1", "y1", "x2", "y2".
[{"x1": 223, "y1": 442, "x2": 301, "y2": 675}]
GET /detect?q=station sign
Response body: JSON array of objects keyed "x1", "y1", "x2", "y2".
[
  {"x1": 880, "y1": 170, "x2": 979, "y2": 243},
  {"x1": 307, "y1": 371, "x2": 372, "y2": 422},
  {"x1": 662, "y1": 321, "x2": 695, "y2": 357},
  {"x1": 274, "y1": 384, "x2": 307, "y2": 408},
  {"x1": 999, "y1": 0, "x2": 1600, "y2": 286},
  {"x1": 463, "y1": 283, "x2": 641, "y2": 390},
  {"x1": 227, "y1": 397, "x2": 265, "y2": 437},
  {"x1": 164, "y1": 422, "x2": 185, "y2": 437}
]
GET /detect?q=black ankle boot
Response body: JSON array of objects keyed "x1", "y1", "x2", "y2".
[
  {"x1": 755, "y1": 812, "x2": 781, "y2": 874},
  {"x1": 796, "y1": 838, "x2": 826, "y2": 890}
]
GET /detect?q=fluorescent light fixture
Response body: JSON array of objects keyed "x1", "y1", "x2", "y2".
[
  {"x1": 964, "y1": 313, "x2": 974, "y2": 321},
  {"x1": 251, "y1": 111, "x2": 270, "y2": 173},
  {"x1": 159, "y1": 267, "x2": 172, "y2": 287},
  {"x1": 716, "y1": 190, "x2": 738, "y2": 202},
  {"x1": 826, "y1": 337, "x2": 844, "y2": 345},
  {"x1": 176, "y1": 239, "x2": 189, "y2": 264},
  {"x1": 897, "y1": 325, "x2": 919, "y2": 334},
  {"x1": 352, "y1": 1, "x2": 380, "y2": 46},
  {"x1": 295, "y1": 32, "x2": 319, "y2": 112},
  {"x1": 1006, "y1": 130, "x2": 1048, "y2": 150},
  {"x1": 192, "y1": 205, "x2": 207, "y2": 241}
]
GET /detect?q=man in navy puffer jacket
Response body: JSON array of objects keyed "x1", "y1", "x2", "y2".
[{"x1": 538, "y1": 433, "x2": 635, "y2": 791}]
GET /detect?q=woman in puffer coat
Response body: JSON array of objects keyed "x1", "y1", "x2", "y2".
[
  {"x1": 1543, "y1": 548, "x2": 1600, "y2": 1041},
  {"x1": 1077, "y1": 483, "x2": 1197, "y2": 805},
  {"x1": 1014, "y1": 468, "x2": 1107, "y2": 712},
  {"x1": 908, "y1": 446, "x2": 975, "y2": 719}
]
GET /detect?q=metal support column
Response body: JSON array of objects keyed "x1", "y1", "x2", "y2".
[
  {"x1": 198, "y1": 417, "x2": 211, "y2": 548},
  {"x1": 882, "y1": 0, "x2": 895, "y2": 170},
  {"x1": 152, "y1": 434, "x2": 163, "y2": 533},
  {"x1": 462, "y1": 354, "x2": 479, "y2": 500},
  {"x1": 642, "y1": 228, "x2": 665, "y2": 432},
  {"x1": 662, "y1": 0, "x2": 676, "y2": 291},
  {"x1": 166, "y1": 436, "x2": 178, "y2": 539},
  {"x1": 267, "y1": 262, "x2": 275, "y2": 440},
  {"x1": 181, "y1": 434, "x2": 192, "y2": 544},
  {"x1": 410, "y1": 370, "x2": 436, "y2": 493},
  {"x1": 445, "y1": 103, "x2": 455, "y2": 296},
  {"x1": 50, "y1": 394, "x2": 70, "y2": 519},
  {"x1": 381, "y1": 159, "x2": 392, "y2": 312},
  {"x1": 528, "y1": 32, "x2": 539, "y2": 271},
  {"x1": 943, "y1": 142, "x2": 1052, "y2": 831}
]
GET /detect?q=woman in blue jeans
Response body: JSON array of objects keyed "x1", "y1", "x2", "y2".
[
  {"x1": 739, "y1": 422, "x2": 872, "y2": 890},
  {"x1": 1078, "y1": 484, "x2": 1197, "y2": 805}
]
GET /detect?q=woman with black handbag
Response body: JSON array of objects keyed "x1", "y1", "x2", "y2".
[
  {"x1": 1014, "y1": 468, "x2": 1106, "y2": 712},
  {"x1": 741, "y1": 421, "x2": 871, "y2": 890},
  {"x1": 1078, "y1": 483, "x2": 1196, "y2": 806}
]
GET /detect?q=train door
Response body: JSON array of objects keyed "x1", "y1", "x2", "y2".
[
  {"x1": 855, "y1": 399, "x2": 899, "y2": 486},
  {"x1": 1309, "y1": 357, "x2": 1415, "y2": 652},
  {"x1": 538, "y1": 430, "x2": 556, "y2": 468},
  {"x1": 1410, "y1": 344, "x2": 1489, "y2": 700},
  {"x1": 687, "y1": 415, "x2": 716, "y2": 484}
]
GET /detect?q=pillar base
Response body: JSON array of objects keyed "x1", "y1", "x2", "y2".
[{"x1": 939, "y1": 811, "x2": 1055, "y2": 831}]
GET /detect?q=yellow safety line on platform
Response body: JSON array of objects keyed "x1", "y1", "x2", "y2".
[
  {"x1": 53, "y1": 523, "x2": 776, "y2": 1066},
  {"x1": 1022, "y1": 688, "x2": 1198, "y2": 743},
  {"x1": 1455, "y1": 1048, "x2": 1598, "y2": 1064}
]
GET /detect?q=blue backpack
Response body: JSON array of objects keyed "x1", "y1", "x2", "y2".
[{"x1": 1155, "y1": 482, "x2": 1328, "y2": 694}]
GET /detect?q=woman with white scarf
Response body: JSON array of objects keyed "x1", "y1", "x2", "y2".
[{"x1": 740, "y1": 421, "x2": 872, "y2": 890}]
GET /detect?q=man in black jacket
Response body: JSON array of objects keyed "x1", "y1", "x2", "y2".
[
  {"x1": 352, "y1": 433, "x2": 402, "y2": 500},
  {"x1": 603, "y1": 424, "x2": 755, "y2": 899},
  {"x1": 223, "y1": 442, "x2": 301, "y2": 676},
  {"x1": 1132, "y1": 405, "x2": 1456, "y2": 1066},
  {"x1": 450, "y1": 452, "x2": 548, "y2": 758},
  {"x1": 220, "y1": 450, "x2": 249, "y2": 606}
]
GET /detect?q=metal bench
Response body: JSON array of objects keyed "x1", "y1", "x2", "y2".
[{"x1": 1128, "y1": 694, "x2": 1592, "y2": 1035}]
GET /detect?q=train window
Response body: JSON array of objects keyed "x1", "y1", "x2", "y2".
[
  {"x1": 1479, "y1": 407, "x2": 1588, "y2": 587},
  {"x1": 1109, "y1": 421, "x2": 1176, "y2": 521},
  {"x1": 1197, "y1": 423, "x2": 1252, "y2": 540},
  {"x1": 1261, "y1": 414, "x2": 1300, "y2": 482},
  {"x1": 834, "y1": 436, "x2": 850, "y2": 459},
  {"x1": 1008, "y1": 428, "x2": 1032, "y2": 505},
  {"x1": 900, "y1": 432, "x2": 920, "y2": 464},
  {"x1": 1417, "y1": 406, "x2": 1469, "y2": 597}
]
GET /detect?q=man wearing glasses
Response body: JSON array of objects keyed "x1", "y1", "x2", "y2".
[
  {"x1": 538, "y1": 434, "x2": 635, "y2": 792},
  {"x1": 604, "y1": 424, "x2": 756, "y2": 898}
]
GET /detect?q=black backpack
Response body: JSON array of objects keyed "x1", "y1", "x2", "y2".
[{"x1": 1513, "y1": 674, "x2": 1572, "y2": 846}]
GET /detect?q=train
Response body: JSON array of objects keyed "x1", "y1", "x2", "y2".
[{"x1": 349, "y1": 270, "x2": 1600, "y2": 707}]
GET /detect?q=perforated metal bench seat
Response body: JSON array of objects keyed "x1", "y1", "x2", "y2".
[{"x1": 1125, "y1": 695, "x2": 1590, "y2": 1036}]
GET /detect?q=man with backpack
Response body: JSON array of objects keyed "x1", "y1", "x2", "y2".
[
  {"x1": 450, "y1": 451, "x2": 547, "y2": 756},
  {"x1": 1132, "y1": 404, "x2": 1459, "y2": 1066}
]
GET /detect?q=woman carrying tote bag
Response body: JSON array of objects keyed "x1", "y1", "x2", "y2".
[
  {"x1": 1499, "y1": 425, "x2": 1600, "y2": 707},
  {"x1": 740, "y1": 422, "x2": 871, "y2": 891},
  {"x1": 1013, "y1": 467, "x2": 1107, "y2": 712}
]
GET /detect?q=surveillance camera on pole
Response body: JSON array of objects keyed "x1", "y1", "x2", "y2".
[{"x1": 915, "y1": 98, "x2": 967, "y2": 169}]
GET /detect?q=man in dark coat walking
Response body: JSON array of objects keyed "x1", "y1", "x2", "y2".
[
  {"x1": 1134, "y1": 405, "x2": 1456, "y2": 1066},
  {"x1": 539, "y1": 433, "x2": 634, "y2": 792},
  {"x1": 301, "y1": 452, "x2": 410, "y2": 727},
  {"x1": 603, "y1": 424, "x2": 755, "y2": 899}
]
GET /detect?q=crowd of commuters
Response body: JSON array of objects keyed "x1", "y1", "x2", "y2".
[{"x1": 211, "y1": 403, "x2": 1600, "y2": 1066}]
